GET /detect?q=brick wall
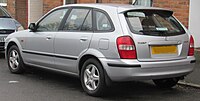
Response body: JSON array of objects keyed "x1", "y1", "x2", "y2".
[
  {"x1": 7, "y1": 0, "x2": 16, "y2": 18},
  {"x1": 16, "y1": 0, "x2": 28, "y2": 28},
  {"x1": 153, "y1": 0, "x2": 189, "y2": 28},
  {"x1": 43, "y1": 0, "x2": 63, "y2": 14},
  {"x1": 7, "y1": 0, "x2": 28, "y2": 28}
]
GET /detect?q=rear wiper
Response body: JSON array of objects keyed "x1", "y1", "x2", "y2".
[
  {"x1": 139, "y1": 30, "x2": 168, "y2": 36},
  {"x1": 139, "y1": 27, "x2": 168, "y2": 33},
  {"x1": 139, "y1": 30, "x2": 167, "y2": 32}
]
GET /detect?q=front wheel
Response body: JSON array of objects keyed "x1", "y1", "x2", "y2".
[
  {"x1": 7, "y1": 45, "x2": 25, "y2": 74},
  {"x1": 153, "y1": 78, "x2": 180, "y2": 88},
  {"x1": 80, "y1": 58, "x2": 106, "y2": 96}
]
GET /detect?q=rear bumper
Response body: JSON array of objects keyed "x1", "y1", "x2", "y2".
[{"x1": 100, "y1": 56, "x2": 195, "y2": 81}]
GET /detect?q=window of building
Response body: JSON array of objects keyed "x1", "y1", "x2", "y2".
[
  {"x1": 64, "y1": 0, "x2": 76, "y2": 4},
  {"x1": 133, "y1": 0, "x2": 153, "y2": 7},
  {"x1": 96, "y1": 0, "x2": 102, "y2": 3}
]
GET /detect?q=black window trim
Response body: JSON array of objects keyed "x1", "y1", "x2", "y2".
[{"x1": 93, "y1": 8, "x2": 115, "y2": 33}]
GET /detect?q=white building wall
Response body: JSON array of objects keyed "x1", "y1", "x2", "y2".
[
  {"x1": 28, "y1": 0, "x2": 43, "y2": 24},
  {"x1": 189, "y1": 0, "x2": 200, "y2": 48}
]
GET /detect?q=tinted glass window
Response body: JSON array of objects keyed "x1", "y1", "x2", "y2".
[
  {"x1": 63, "y1": 9, "x2": 90, "y2": 31},
  {"x1": 81, "y1": 10, "x2": 92, "y2": 31},
  {"x1": 95, "y1": 11, "x2": 112, "y2": 31},
  {"x1": 37, "y1": 9, "x2": 68, "y2": 31},
  {"x1": 125, "y1": 10, "x2": 185, "y2": 36},
  {"x1": 0, "y1": 7, "x2": 10, "y2": 18}
]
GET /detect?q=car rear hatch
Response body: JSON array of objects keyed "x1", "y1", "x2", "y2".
[{"x1": 123, "y1": 9, "x2": 189, "y2": 62}]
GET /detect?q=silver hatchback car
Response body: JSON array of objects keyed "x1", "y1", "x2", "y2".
[{"x1": 5, "y1": 4, "x2": 195, "y2": 96}]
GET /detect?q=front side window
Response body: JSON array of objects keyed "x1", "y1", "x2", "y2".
[
  {"x1": 95, "y1": 11, "x2": 112, "y2": 31},
  {"x1": 37, "y1": 9, "x2": 68, "y2": 31},
  {"x1": 125, "y1": 10, "x2": 185, "y2": 36},
  {"x1": 63, "y1": 8, "x2": 90, "y2": 31}
]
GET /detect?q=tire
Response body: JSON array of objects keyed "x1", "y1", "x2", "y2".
[
  {"x1": 153, "y1": 77, "x2": 180, "y2": 88},
  {"x1": 80, "y1": 58, "x2": 106, "y2": 96},
  {"x1": 7, "y1": 45, "x2": 25, "y2": 74}
]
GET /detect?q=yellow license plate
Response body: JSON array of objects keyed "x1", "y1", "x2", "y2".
[{"x1": 151, "y1": 45, "x2": 177, "y2": 55}]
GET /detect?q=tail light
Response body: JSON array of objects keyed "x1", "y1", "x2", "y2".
[
  {"x1": 117, "y1": 36, "x2": 137, "y2": 59},
  {"x1": 188, "y1": 35, "x2": 194, "y2": 56}
]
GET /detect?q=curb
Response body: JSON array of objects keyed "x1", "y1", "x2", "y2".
[{"x1": 178, "y1": 81, "x2": 200, "y2": 89}]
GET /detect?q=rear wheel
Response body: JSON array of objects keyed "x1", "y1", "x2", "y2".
[
  {"x1": 153, "y1": 78, "x2": 180, "y2": 88},
  {"x1": 7, "y1": 45, "x2": 25, "y2": 74},
  {"x1": 80, "y1": 58, "x2": 106, "y2": 96}
]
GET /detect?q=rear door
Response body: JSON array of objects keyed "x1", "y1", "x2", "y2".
[
  {"x1": 124, "y1": 10, "x2": 189, "y2": 62},
  {"x1": 54, "y1": 8, "x2": 93, "y2": 73}
]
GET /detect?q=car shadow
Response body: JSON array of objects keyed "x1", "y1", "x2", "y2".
[{"x1": 23, "y1": 66, "x2": 185, "y2": 100}]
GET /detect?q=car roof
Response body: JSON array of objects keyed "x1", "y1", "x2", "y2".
[{"x1": 57, "y1": 3, "x2": 172, "y2": 13}]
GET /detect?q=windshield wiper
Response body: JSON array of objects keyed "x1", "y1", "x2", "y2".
[
  {"x1": 139, "y1": 30, "x2": 168, "y2": 32},
  {"x1": 139, "y1": 30, "x2": 168, "y2": 36}
]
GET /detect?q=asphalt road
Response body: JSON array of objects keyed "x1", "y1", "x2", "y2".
[{"x1": 0, "y1": 52, "x2": 200, "y2": 101}]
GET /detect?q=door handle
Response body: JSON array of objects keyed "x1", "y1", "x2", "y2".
[
  {"x1": 46, "y1": 36, "x2": 52, "y2": 40},
  {"x1": 80, "y1": 37, "x2": 88, "y2": 42}
]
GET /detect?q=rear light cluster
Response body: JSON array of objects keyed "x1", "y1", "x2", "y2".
[
  {"x1": 188, "y1": 35, "x2": 194, "y2": 56},
  {"x1": 117, "y1": 36, "x2": 137, "y2": 59}
]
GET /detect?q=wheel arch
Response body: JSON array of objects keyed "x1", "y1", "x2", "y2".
[
  {"x1": 5, "y1": 39, "x2": 23, "y2": 60},
  {"x1": 78, "y1": 54, "x2": 112, "y2": 87},
  {"x1": 78, "y1": 54, "x2": 101, "y2": 76}
]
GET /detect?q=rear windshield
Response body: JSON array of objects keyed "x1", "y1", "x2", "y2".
[
  {"x1": 0, "y1": 7, "x2": 11, "y2": 18},
  {"x1": 125, "y1": 10, "x2": 185, "y2": 36}
]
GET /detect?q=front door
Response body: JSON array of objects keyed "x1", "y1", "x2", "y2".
[{"x1": 24, "y1": 8, "x2": 68, "y2": 68}]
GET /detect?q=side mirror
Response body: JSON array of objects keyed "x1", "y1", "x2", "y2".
[{"x1": 28, "y1": 23, "x2": 36, "y2": 32}]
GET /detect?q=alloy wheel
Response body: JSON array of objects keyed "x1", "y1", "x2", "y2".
[{"x1": 83, "y1": 64, "x2": 100, "y2": 91}]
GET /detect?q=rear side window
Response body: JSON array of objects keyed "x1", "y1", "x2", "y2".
[
  {"x1": 125, "y1": 10, "x2": 185, "y2": 36},
  {"x1": 95, "y1": 10, "x2": 113, "y2": 31},
  {"x1": 63, "y1": 8, "x2": 90, "y2": 31}
]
